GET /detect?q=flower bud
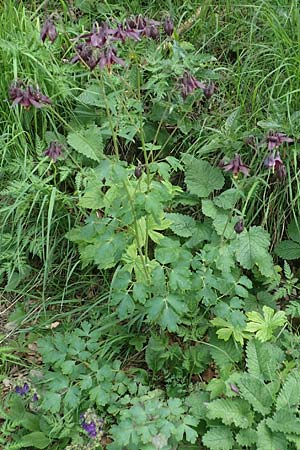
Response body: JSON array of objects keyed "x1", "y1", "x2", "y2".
[
  {"x1": 163, "y1": 17, "x2": 174, "y2": 36},
  {"x1": 234, "y1": 220, "x2": 244, "y2": 234}
]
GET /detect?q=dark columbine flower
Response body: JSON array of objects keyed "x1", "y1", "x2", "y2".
[
  {"x1": 266, "y1": 131, "x2": 293, "y2": 151},
  {"x1": 40, "y1": 18, "x2": 58, "y2": 43},
  {"x1": 264, "y1": 151, "x2": 286, "y2": 179},
  {"x1": 80, "y1": 410, "x2": 104, "y2": 440},
  {"x1": 44, "y1": 141, "x2": 64, "y2": 162},
  {"x1": 220, "y1": 154, "x2": 249, "y2": 178},
  {"x1": 81, "y1": 22, "x2": 110, "y2": 48},
  {"x1": 202, "y1": 82, "x2": 215, "y2": 99},
  {"x1": 181, "y1": 72, "x2": 203, "y2": 98},
  {"x1": 163, "y1": 16, "x2": 174, "y2": 36},
  {"x1": 71, "y1": 43, "x2": 99, "y2": 70},
  {"x1": 9, "y1": 81, "x2": 52, "y2": 109},
  {"x1": 99, "y1": 46, "x2": 125, "y2": 69},
  {"x1": 109, "y1": 24, "x2": 141, "y2": 42},
  {"x1": 15, "y1": 383, "x2": 30, "y2": 396},
  {"x1": 234, "y1": 220, "x2": 244, "y2": 234}
]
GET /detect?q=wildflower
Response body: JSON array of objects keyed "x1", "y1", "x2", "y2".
[
  {"x1": 99, "y1": 47, "x2": 125, "y2": 69},
  {"x1": 181, "y1": 72, "x2": 203, "y2": 98},
  {"x1": 71, "y1": 43, "x2": 99, "y2": 70},
  {"x1": 234, "y1": 220, "x2": 244, "y2": 234},
  {"x1": 134, "y1": 162, "x2": 143, "y2": 178},
  {"x1": 32, "y1": 393, "x2": 39, "y2": 402},
  {"x1": 9, "y1": 81, "x2": 52, "y2": 109},
  {"x1": 80, "y1": 410, "x2": 104, "y2": 440},
  {"x1": 266, "y1": 132, "x2": 293, "y2": 151},
  {"x1": 44, "y1": 141, "x2": 63, "y2": 162},
  {"x1": 264, "y1": 151, "x2": 286, "y2": 179},
  {"x1": 202, "y1": 82, "x2": 215, "y2": 99},
  {"x1": 163, "y1": 16, "x2": 174, "y2": 36},
  {"x1": 15, "y1": 383, "x2": 30, "y2": 396},
  {"x1": 220, "y1": 154, "x2": 249, "y2": 178},
  {"x1": 109, "y1": 24, "x2": 141, "y2": 42},
  {"x1": 81, "y1": 22, "x2": 110, "y2": 48},
  {"x1": 40, "y1": 18, "x2": 58, "y2": 43}
]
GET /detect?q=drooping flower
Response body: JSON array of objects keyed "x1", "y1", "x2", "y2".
[
  {"x1": 9, "y1": 81, "x2": 52, "y2": 109},
  {"x1": 266, "y1": 132, "x2": 293, "y2": 151},
  {"x1": 163, "y1": 16, "x2": 174, "y2": 36},
  {"x1": 70, "y1": 43, "x2": 99, "y2": 70},
  {"x1": 109, "y1": 24, "x2": 141, "y2": 42},
  {"x1": 99, "y1": 47, "x2": 125, "y2": 69},
  {"x1": 181, "y1": 72, "x2": 215, "y2": 99},
  {"x1": 15, "y1": 383, "x2": 30, "y2": 396},
  {"x1": 264, "y1": 151, "x2": 286, "y2": 179},
  {"x1": 220, "y1": 154, "x2": 249, "y2": 178},
  {"x1": 44, "y1": 141, "x2": 64, "y2": 162},
  {"x1": 80, "y1": 410, "x2": 104, "y2": 440},
  {"x1": 234, "y1": 220, "x2": 244, "y2": 234},
  {"x1": 40, "y1": 18, "x2": 58, "y2": 43},
  {"x1": 202, "y1": 82, "x2": 215, "y2": 99}
]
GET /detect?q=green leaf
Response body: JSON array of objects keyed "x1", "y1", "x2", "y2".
[
  {"x1": 267, "y1": 408, "x2": 300, "y2": 434},
  {"x1": 238, "y1": 374, "x2": 273, "y2": 415},
  {"x1": 185, "y1": 158, "x2": 224, "y2": 198},
  {"x1": 145, "y1": 334, "x2": 168, "y2": 372},
  {"x1": 165, "y1": 213, "x2": 197, "y2": 237},
  {"x1": 206, "y1": 398, "x2": 253, "y2": 428},
  {"x1": 19, "y1": 432, "x2": 50, "y2": 449},
  {"x1": 245, "y1": 306, "x2": 286, "y2": 342},
  {"x1": 64, "y1": 386, "x2": 81, "y2": 409},
  {"x1": 276, "y1": 370, "x2": 300, "y2": 410},
  {"x1": 67, "y1": 124, "x2": 103, "y2": 161},
  {"x1": 288, "y1": 219, "x2": 300, "y2": 243},
  {"x1": 78, "y1": 83, "x2": 104, "y2": 107},
  {"x1": 235, "y1": 428, "x2": 257, "y2": 447},
  {"x1": 246, "y1": 339, "x2": 284, "y2": 381},
  {"x1": 213, "y1": 189, "x2": 241, "y2": 209},
  {"x1": 235, "y1": 226, "x2": 274, "y2": 277},
  {"x1": 257, "y1": 421, "x2": 288, "y2": 450},
  {"x1": 202, "y1": 426, "x2": 234, "y2": 450},
  {"x1": 40, "y1": 392, "x2": 61, "y2": 413},
  {"x1": 274, "y1": 240, "x2": 300, "y2": 260}
]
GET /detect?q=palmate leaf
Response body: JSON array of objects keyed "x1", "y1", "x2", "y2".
[
  {"x1": 234, "y1": 226, "x2": 274, "y2": 277},
  {"x1": 245, "y1": 306, "x2": 286, "y2": 342},
  {"x1": 185, "y1": 158, "x2": 224, "y2": 198},
  {"x1": 206, "y1": 398, "x2": 253, "y2": 429},
  {"x1": 202, "y1": 426, "x2": 234, "y2": 450},
  {"x1": 257, "y1": 421, "x2": 288, "y2": 450},
  {"x1": 147, "y1": 294, "x2": 187, "y2": 332}
]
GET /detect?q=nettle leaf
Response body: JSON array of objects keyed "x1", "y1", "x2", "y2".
[
  {"x1": 234, "y1": 226, "x2": 274, "y2": 277},
  {"x1": 257, "y1": 421, "x2": 288, "y2": 450},
  {"x1": 245, "y1": 306, "x2": 286, "y2": 342},
  {"x1": 276, "y1": 369, "x2": 300, "y2": 410},
  {"x1": 246, "y1": 339, "x2": 284, "y2": 381},
  {"x1": 202, "y1": 425, "x2": 234, "y2": 450},
  {"x1": 67, "y1": 124, "x2": 104, "y2": 161},
  {"x1": 274, "y1": 240, "x2": 300, "y2": 260},
  {"x1": 185, "y1": 158, "x2": 224, "y2": 197},
  {"x1": 213, "y1": 188, "x2": 241, "y2": 209},
  {"x1": 206, "y1": 398, "x2": 253, "y2": 429},
  {"x1": 237, "y1": 374, "x2": 273, "y2": 415},
  {"x1": 267, "y1": 408, "x2": 300, "y2": 434},
  {"x1": 165, "y1": 213, "x2": 197, "y2": 237}
]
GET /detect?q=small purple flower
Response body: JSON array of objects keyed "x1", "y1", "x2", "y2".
[
  {"x1": 181, "y1": 72, "x2": 204, "y2": 98},
  {"x1": 40, "y1": 18, "x2": 58, "y2": 43},
  {"x1": 220, "y1": 154, "x2": 249, "y2": 178},
  {"x1": 32, "y1": 393, "x2": 39, "y2": 402},
  {"x1": 266, "y1": 132, "x2": 293, "y2": 151},
  {"x1": 15, "y1": 383, "x2": 30, "y2": 396},
  {"x1": 44, "y1": 141, "x2": 64, "y2": 162},
  {"x1": 80, "y1": 410, "x2": 104, "y2": 440},
  {"x1": 9, "y1": 81, "x2": 52, "y2": 109},
  {"x1": 163, "y1": 17, "x2": 174, "y2": 36},
  {"x1": 71, "y1": 43, "x2": 99, "y2": 70},
  {"x1": 99, "y1": 47, "x2": 125, "y2": 69},
  {"x1": 264, "y1": 151, "x2": 286, "y2": 179}
]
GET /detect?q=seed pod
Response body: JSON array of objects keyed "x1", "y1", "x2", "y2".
[{"x1": 234, "y1": 220, "x2": 244, "y2": 234}]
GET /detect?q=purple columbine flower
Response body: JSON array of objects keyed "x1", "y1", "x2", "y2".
[
  {"x1": 40, "y1": 18, "x2": 58, "y2": 43},
  {"x1": 202, "y1": 82, "x2": 215, "y2": 99},
  {"x1": 181, "y1": 72, "x2": 215, "y2": 99},
  {"x1": 99, "y1": 47, "x2": 125, "y2": 69},
  {"x1": 15, "y1": 383, "x2": 30, "y2": 396},
  {"x1": 9, "y1": 81, "x2": 52, "y2": 109},
  {"x1": 109, "y1": 24, "x2": 141, "y2": 42},
  {"x1": 220, "y1": 154, "x2": 249, "y2": 178},
  {"x1": 71, "y1": 43, "x2": 99, "y2": 70},
  {"x1": 266, "y1": 132, "x2": 293, "y2": 151},
  {"x1": 163, "y1": 16, "x2": 174, "y2": 36},
  {"x1": 44, "y1": 141, "x2": 64, "y2": 162},
  {"x1": 264, "y1": 151, "x2": 286, "y2": 179}
]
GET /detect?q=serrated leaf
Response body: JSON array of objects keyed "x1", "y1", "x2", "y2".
[
  {"x1": 67, "y1": 125, "x2": 103, "y2": 161},
  {"x1": 202, "y1": 426, "x2": 234, "y2": 450},
  {"x1": 235, "y1": 226, "x2": 274, "y2": 277},
  {"x1": 235, "y1": 428, "x2": 257, "y2": 447},
  {"x1": 214, "y1": 189, "x2": 240, "y2": 209},
  {"x1": 246, "y1": 339, "x2": 284, "y2": 381},
  {"x1": 78, "y1": 84, "x2": 104, "y2": 107},
  {"x1": 267, "y1": 408, "x2": 300, "y2": 434},
  {"x1": 276, "y1": 370, "x2": 300, "y2": 410},
  {"x1": 185, "y1": 158, "x2": 224, "y2": 197},
  {"x1": 165, "y1": 213, "x2": 197, "y2": 237},
  {"x1": 237, "y1": 374, "x2": 273, "y2": 415},
  {"x1": 257, "y1": 421, "x2": 288, "y2": 450},
  {"x1": 288, "y1": 219, "x2": 300, "y2": 243},
  {"x1": 274, "y1": 240, "x2": 300, "y2": 260},
  {"x1": 40, "y1": 392, "x2": 61, "y2": 413},
  {"x1": 246, "y1": 306, "x2": 286, "y2": 342},
  {"x1": 206, "y1": 398, "x2": 253, "y2": 428}
]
